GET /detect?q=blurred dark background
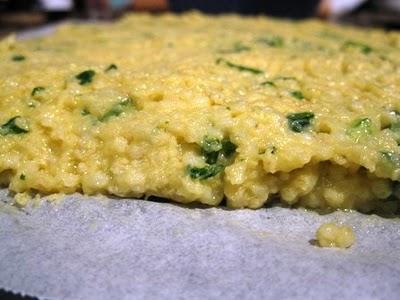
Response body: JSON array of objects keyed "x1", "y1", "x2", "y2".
[{"x1": 0, "y1": 0, "x2": 399, "y2": 37}]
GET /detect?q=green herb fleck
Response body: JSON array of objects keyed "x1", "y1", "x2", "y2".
[
  {"x1": 257, "y1": 36, "x2": 284, "y2": 47},
  {"x1": 390, "y1": 121, "x2": 400, "y2": 131},
  {"x1": 12, "y1": 55, "x2": 26, "y2": 62},
  {"x1": 201, "y1": 136, "x2": 237, "y2": 164},
  {"x1": 390, "y1": 121, "x2": 400, "y2": 144},
  {"x1": 219, "y1": 42, "x2": 251, "y2": 54},
  {"x1": 286, "y1": 112, "x2": 315, "y2": 133},
  {"x1": 342, "y1": 41, "x2": 373, "y2": 54},
  {"x1": 202, "y1": 136, "x2": 222, "y2": 153},
  {"x1": 20, "y1": 174, "x2": 26, "y2": 180},
  {"x1": 261, "y1": 76, "x2": 297, "y2": 87},
  {"x1": 275, "y1": 76, "x2": 297, "y2": 81},
  {"x1": 105, "y1": 64, "x2": 118, "y2": 72},
  {"x1": 99, "y1": 97, "x2": 134, "y2": 122},
  {"x1": 259, "y1": 145, "x2": 276, "y2": 155},
  {"x1": 202, "y1": 136, "x2": 222, "y2": 164},
  {"x1": 290, "y1": 90, "x2": 305, "y2": 100},
  {"x1": 0, "y1": 116, "x2": 29, "y2": 136},
  {"x1": 31, "y1": 86, "x2": 45, "y2": 97},
  {"x1": 268, "y1": 145, "x2": 277, "y2": 154},
  {"x1": 81, "y1": 108, "x2": 90, "y2": 116},
  {"x1": 75, "y1": 70, "x2": 96, "y2": 85},
  {"x1": 380, "y1": 151, "x2": 400, "y2": 170},
  {"x1": 221, "y1": 139, "x2": 237, "y2": 157},
  {"x1": 216, "y1": 58, "x2": 264, "y2": 74},
  {"x1": 188, "y1": 136, "x2": 237, "y2": 180},
  {"x1": 318, "y1": 31, "x2": 342, "y2": 40},
  {"x1": 261, "y1": 80, "x2": 276, "y2": 87},
  {"x1": 346, "y1": 117, "x2": 373, "y2": 141},
  {"x1": 187, "y1": 164, "x2": 224, "y2": 180}
]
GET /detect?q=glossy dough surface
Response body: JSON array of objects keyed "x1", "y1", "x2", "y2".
[{"x1": 1, "y1": 13, "x2": 400, "y2": 209}]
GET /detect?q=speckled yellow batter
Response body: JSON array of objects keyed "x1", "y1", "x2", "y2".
[{"x1": 1, "y1": 13, "x2": 400, "y2": 209}]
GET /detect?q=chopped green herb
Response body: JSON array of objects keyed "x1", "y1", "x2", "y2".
[
  {"x1": 201, "y1": 136, "x2": 222, "y2": 164},
  {"x1": 216, "y1": 58, "x2": 264, "y2": 74},
  {"x1": 19, "y1": 174, "x2": 26, "y2": 180},
  {"x1": 189, "y1": 136, "x2": 237, "y2": 180},
  {"x1": 75, "y1": 70, "x2": 96, "y2": 85},
  {"x1": 261, "y1": 80, "x2": 276, "y2": 87},
  {"x1": 346, "y1": 117, "x2": 373, "y2": 141},
  {"x1": 318, "y1": 31, "x2": 342, "y2": 40},
  {"x1": 219, "y1": 42, "x2": 251, "y2": 53},
  {"x1": 31, "y1": 86, "x2": 45, "y2": 97},
  {"x1": 187, "y1": 164, "x2": 224, "y2": 180},
  {"x1": 221, "y1": 139, "x2": 237, "y2": 157},
  {"x1": 379, "y1": 55, "x2": 388, "y2": 61},
  {"x1": 81, "y1": 108, "x2": 90, "y2": 116},
  {"x1": 389, "y1": 121, "x2": 400, "y2": 138},
  {"x1": 257, "y1": 36, "x2": 284, "y2": 47},
  {"x1": 286, "y1": 112, "x2": 315, "y2": 133},
  {"x1": 0, "y1": 116, "x2": 29, "y2": 136},
  {"x1": 290, "y1": 90, "x2": 305, "y2": 100},
  {"x1": 259, "y1": 145, "x2": 276, "y2": 155},
  {"x1": 342, "y1": 41, "x2": 373, "y2": 54},
  {"x1": 262, "y1": 76, "x2": 298, "y2": 87},
  {"x1": 105, "y1": 64, "x2": 118, "y2": 72},
  {"x1": 350, "y1": 118, "x2": 373, "y2": 131},
  {"x1": 390, "y1": 121, "x2": 400, "y2": 144},
  {"x1": 268, "y1": 145, "x2": 277, "y2": 154},
  {"x1": 292, "y1": 39, "x2": 319, "y2": 51},
  {"x1": 392, "y1": 110, "x2": 400, "y2": 116},
  {"x1": 99, "y1": 97, "x2": 134, "y2": 122},
  {"x1": 202, "y1": 136, "x2": 223, "y2": 153},
  {"x1": 275, "y1": 76, "x2": 297, "y2": 81},
  {"x1": 200, "y1": 136, "x2": 237, "y2": 164},
  {"x1": 390, "y1": 121, "x2": 400, "y2": 131},
  {"x1": 11, "y1": 55, "x2": 26, "y2": 62},
  {"x1": 232, "y1": 42, "x2": 251, "y2": 52},
  {"x1": 380, "y1": 151, "x2": 400, "y2": 170}
]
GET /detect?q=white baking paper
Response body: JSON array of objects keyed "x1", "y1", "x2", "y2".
[{"x1": 0, "y1": 190, "x2": 399, "y2": 300}]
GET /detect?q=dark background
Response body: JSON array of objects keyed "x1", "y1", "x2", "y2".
[{"x1": 0, "y1": 0, "x2": 400, "y2": 37}]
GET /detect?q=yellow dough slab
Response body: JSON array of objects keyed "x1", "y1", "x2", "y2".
[{"x1": 1, "y1": 13, "x2": 400, "y2": 210}]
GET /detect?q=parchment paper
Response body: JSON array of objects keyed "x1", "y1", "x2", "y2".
[{"x1": 0, "y1": 189, "x2": 399, "y2": 300}]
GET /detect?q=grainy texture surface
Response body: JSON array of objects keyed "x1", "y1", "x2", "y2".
[
  {"x1": 0, "y1": 192, "x2": 399, "y2": 300},
  {"x1": 1, "y1": 13, "x2": 400, "y2": 209}
]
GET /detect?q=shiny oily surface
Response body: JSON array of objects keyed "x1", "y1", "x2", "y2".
[{"x1": 0, "y1": 13, "x2": 400, "y2": 209}]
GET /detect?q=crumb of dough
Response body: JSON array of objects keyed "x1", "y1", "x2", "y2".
[
  {"x1": 316, "y1": 222, "x2": 355, "y2": 248},
  {"x1": 45, "y1": 193, "x2": 65, "y2": 202},
  {"x1": 14, "y1": 192, "x2": 31, "y2": 207}
]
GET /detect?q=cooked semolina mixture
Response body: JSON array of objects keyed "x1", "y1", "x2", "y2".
[
  {"x1": 316, "y1": 223, "x2": 355, "y2": 248},
  {"x1": 1, "y1": 13, "x2": 400, "y2": 210}
]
